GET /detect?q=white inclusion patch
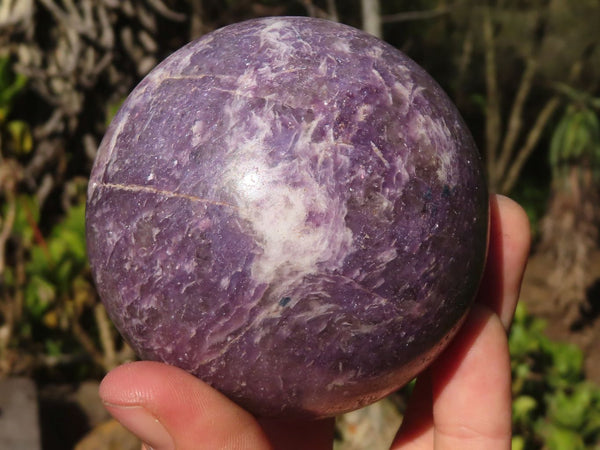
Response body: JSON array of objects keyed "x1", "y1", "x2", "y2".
[
  {"x1": 332, "y1": 39, "x2": 351, "y2": 54},
  {"x1": 393, "y1": 81, "x2": 411, "y2": 104},
  {"x1": 356, "y1": 104, "x2": 372, "y2": 122},
  {"x1": 191, "y1": 120, "x2": 204, "y2": 147},
  {"x1": 224, "y1": 152, "x2": 353, "y2": 286},
  {"x1": 236, "y1": 68, "x2": 260, "y2": 92},
  {"x1": 412, "y1": 114, "x2": 456, "y2": 183},
  {"x1": 367, "y1": 45, "x2": 384, "y2": 60},
  {"x1": 257, "y1": 20, "x2": 298, "y2": 66}
]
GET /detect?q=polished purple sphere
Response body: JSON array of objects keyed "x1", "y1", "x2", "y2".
[{"x1": 86, "y1": 16, "x2": 488, "y2": 418}]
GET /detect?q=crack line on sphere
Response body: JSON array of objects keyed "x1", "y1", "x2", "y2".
[
  {"x1": 335, "y1": 273, "x2": 390, "y2": 305},
  {"x1": 97, "y1": 182, "x2": 236, "y2": 209}
]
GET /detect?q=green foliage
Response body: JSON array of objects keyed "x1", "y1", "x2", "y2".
[
  {"x1": 7, "y1": 193, "x2": 97, "y2": 371},
  {"x1": 0, "y1": 56, "x2": 28, "y2": 118},
  {"x1": 23, "y1": 200, "x2": 88, "y2": 321},
  {"x1": 549, "y1": 86, "x2": 600, "y2": 184},
  {"x1": 510, "y1": 303, "x2": 600, "y2": 449},
  {"x1": 550, "y1": 107, "x2": 600, "y2": 173},
  {"x1": 0, "y1": 56, "x2": 32, "y2": 155}
]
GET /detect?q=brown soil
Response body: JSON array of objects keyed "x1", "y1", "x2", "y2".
[{"x1": 520, "y1": 249, "x2": 600, "y2": 384}]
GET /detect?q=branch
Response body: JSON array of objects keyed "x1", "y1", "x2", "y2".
[
  {"x1": 495, "y1": 57, "x2": 538, "y2": 182},
  {"x1": 0, "y1": 184, "x2": 16, "y2": 277},
  {"x1": 94, "y1": 303, "x2": 117, "y2": 370},
  {"x1": 298, "y1": 0, "x2": 336, "y2": 20},
  {"x1": 381, "y1": 6, "x2": 450, "y2": 23},
  {"x1": 500, "y1": 59, "x2": 584, "y2": 194},
  {"x1": 483, "y1": 6, "x2": 502, "y2": 189},
  {"x1": 326, "y1": 0, "x2": 339, "y2": 22},
  {"x1": 188, "y1": 0, "x2": 205, "y2": 40},
  {"x1": 71, "y1": 317, "x2": 108, "y2": 370},
  {"x1": 361, "y1": 0, "x2": 382, "y2": 38},
  {"x1": 500, "y1": 96, "x2": 561, "y2": 194},
  {"x1": 145, "y1": 0, "x2": 186, "y2": 22}
]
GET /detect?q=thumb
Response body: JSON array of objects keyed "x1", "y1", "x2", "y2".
[{"x1": 99, "y1": 361, "x2": 272, "y2": 450}]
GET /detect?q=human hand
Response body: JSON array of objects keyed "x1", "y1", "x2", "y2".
[{"x1": 99, "y1": 194, "x2": 530, "y2": 450}]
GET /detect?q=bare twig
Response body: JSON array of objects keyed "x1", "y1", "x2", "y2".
[
  {"x1": 298, "y1": 0, "x2": 334, "y2": 20},
  {"x1": 0, "y1": 0, "x2": 34, "y2": 28},
  {"x1": 188, "y1": 0, "x2": 205, "y2": 39},
  {"x1": 361, "y1": 0, "x2": 382, "y2": 38},
  {"x1": 500, "y1": 96, "x2": 561, "y2": 193},
  {"x1": 483, "y1": 6, "x2": 502, "y2": 190},
  {"x1": 94, "y1": 303, "x2": 117, "y2": 370},
  {"x1": 382, "y1": 6, "x2": 450, "y2": 23},
  {"x1": 146, "y1": 0, "x2": 186, "y2": 22},
  {"x1": 495, "y1": 57, "x2": 538, "y2": 183},
  {"x1": 326, "y1": 0, "x2": 339, "y2": 22},
  {"x1": 71, "y1": 318, "x2": 107, "y2": 370},
  {"x1": 457, "y1": 25, "x2": 474, "y2": 87},
  {"x1": 0, "y1": 183, "x2": 17, "y2": 277},
  {"x1": 500, "y1": 60, "x2": 584, "y2": 194}
]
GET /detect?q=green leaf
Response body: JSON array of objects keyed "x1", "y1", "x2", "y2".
[
  {"x1": 513, "y1": 395, "x2": 537, "y2": 426},
  {"x1": 6, "y1": 120, "x2": 33, "y2": 154},
  {"x1": 547, "y1": 384, "x2": 593, "y2": 430},
  {"x1": 45, "y1": 339, "x2": 63, "y2": 357},
  {"x1": 7, "y1": 195, "x2": 39, "y2": 245},
  {"x1": 511, "y1": 435, "x2": 526, "y2": 450},
  {"x1": 543, "y1": 340, "x2": 584, "y2": 386},
  {"x1": 0, "y1": 56, "x2": 28, "y2": 113},
  {"x1": 538, "y1": 423, "x2": 586, "y2": 450},
  {"x1": 550, "y1": 105, "x2": 600, "y2": 171},
  {"x1": 582, "y1": 408, "x2": 600, "y2": 441},
  {"x1": 24, "y1": 275, "x2": 56, "y2": 319}
]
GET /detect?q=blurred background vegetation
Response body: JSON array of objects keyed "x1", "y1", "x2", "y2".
[{"x1": 1, "y1": 0, "x2": 599, "y2": 449}]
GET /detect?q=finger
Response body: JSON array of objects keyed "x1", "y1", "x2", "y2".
[
  {"x1": 392, "y1": 306, "x2": 512, "y2": 450},
  {"x1": 391, "y1": 372, "x2": 434, "y2": 449},
  {"x1": 99, "y1": 361, "x2": 272, "y2": 450},
  {"x1": 431, "y1": 304, "x2": 512, "y2": 449},
  {"x1": 392, "y1": 194, "x2": 528, "y2": 449},
  {"x1": 478, "y1": 194, "x2": 531, "y2": 329},
  {"x1": 258, "y1": 417, "x2": 335, "y2": 450}
]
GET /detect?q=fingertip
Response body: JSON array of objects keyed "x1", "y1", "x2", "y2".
[
  {"x1": 99, "y1": 361, "x2": 153, "y2": 406},
  {"x1": 99, "y1": 361, "x2": 271, "y2": 449},
  {"x1": 492, "y1": 194, "x2": 532, "y2": 258},
  {"x1": 432, "y1": 304, "x2": 512, "y2": 449},
  {"x1": 480, "y1": 194, "x2": 531, "y2": 329}
]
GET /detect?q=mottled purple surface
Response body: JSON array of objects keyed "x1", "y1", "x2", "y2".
[{"x1": 86, "y1": 17, "x2": 488, "y2": 418}]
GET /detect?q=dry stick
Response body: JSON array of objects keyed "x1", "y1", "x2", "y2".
[
  {"x1": 361, "y1": 0, "x2": 382, "y2": 39},
  {"x1": 0, "y1": 187, "x2": 16, "y2": 374},
  {"x1": 483, "y1": 6, "x2": 502, "y2": 190},
  {"x1": 94, "y1": 302, "x2": 117, "y2": 370},
  {"x1": 457, "y1": 26, "x2": 474, "y2": 89},
  {"x1": 38, "y1": 0, "x2": 92, "y2": 40},
  {"x1": 0, "y1": 189, "x2": 16, "y2": 277},
  {"x1": 189, "y1": 0, "x2": 205, "y2": 40},
  {"x1": 500, "y1": 60, "x2": 584, "y2": 194},
  {"x1": 146, "y1": 0, "x2": 186, "y2": 22},
  {"x1": 495, "y1": 57, "x2": 538, "y2": 184},
  {"x1": 298, "y1": 0, "x2": 331, "y2": 20},
  {"x1": 381, "y1": 6, "x2": 450, "y2": 23},
  {"x1": 326, "y1": 0, "x2": 339, "y2": 22},
  {"x1": 71, "y1": 317, "x2": 108, "y2": 370},
  {"x1": 299, "y1": 0, "x2": 317, "y2": 18},
  {"x1": 501, "y1": 96, "x2": 561, "y2": 194}
]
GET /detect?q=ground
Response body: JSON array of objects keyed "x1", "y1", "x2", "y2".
[{"x1": 520, "y1": 249, "x2": 600, "y2": 384}]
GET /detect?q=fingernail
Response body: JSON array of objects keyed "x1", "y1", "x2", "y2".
[{"x1": 104, "y1": 403, "x2": 174, "y2": 450}]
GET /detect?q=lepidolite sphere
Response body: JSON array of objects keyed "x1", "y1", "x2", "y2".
[{"x1": 86, "y1": 16, "x2": 488, "y2": 418}]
